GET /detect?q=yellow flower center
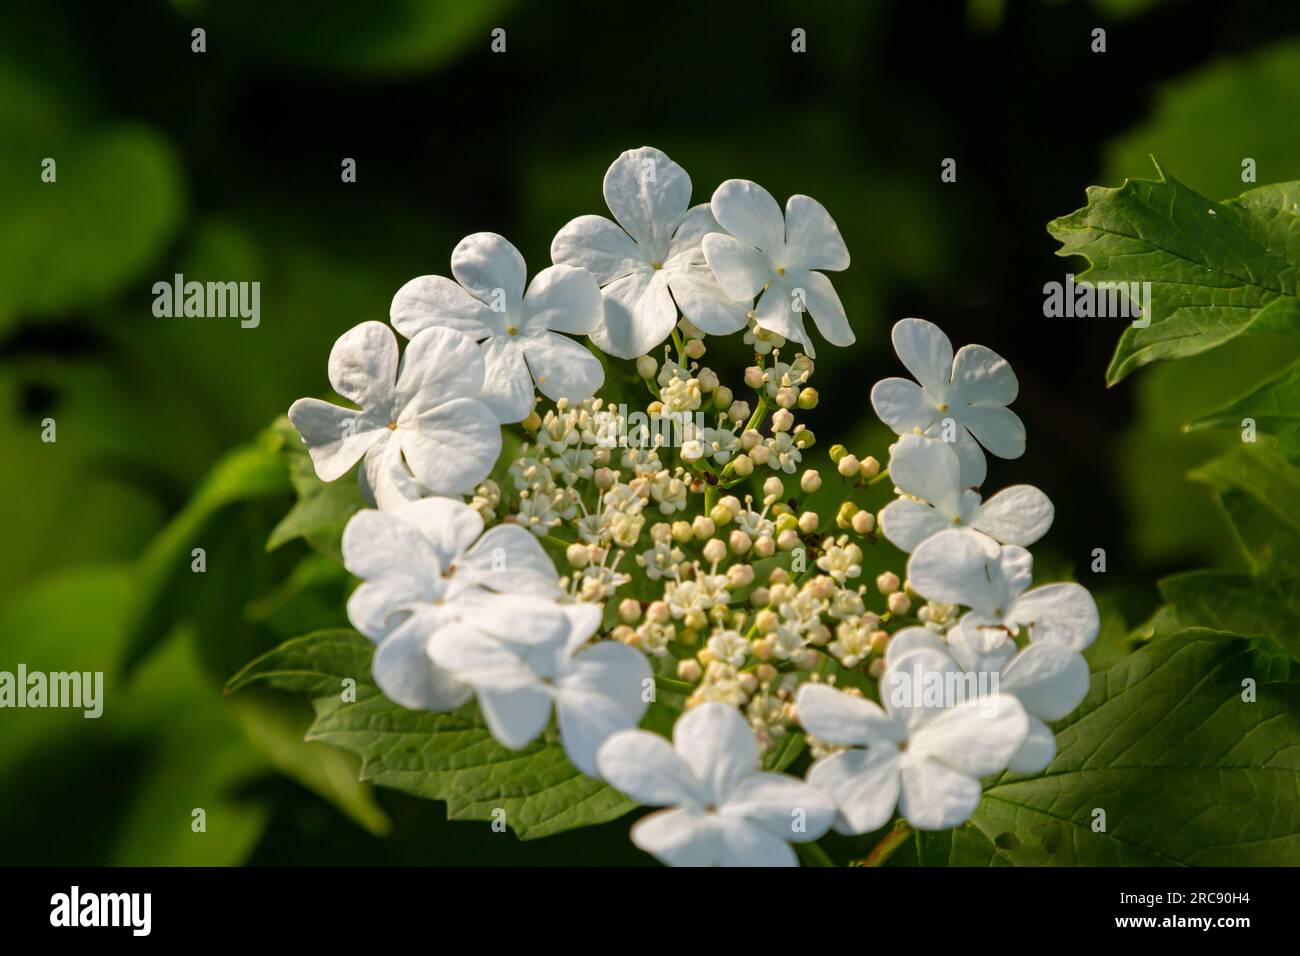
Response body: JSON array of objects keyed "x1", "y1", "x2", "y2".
[{"x1": 506, "y1": 325, "x2": 518, "y2": 336}]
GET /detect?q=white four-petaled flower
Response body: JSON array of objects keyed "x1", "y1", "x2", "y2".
[
  {"x1": 597, "y1": 703, "x2": 835, "y2": 866},
  {"x1": 552, "y1": 146, "x2": 750, "y2": 359},
  {"x1": 342, "y1": 497, "x2": 562, "y2": 711},
  {"x1": 288, "y1": 322, "x2": 502, "y2": 509},
  {"x1": 702, "y1": 179, "x2": 851, "y2": 358},
  {"x1": 429, "y1": 601, "x2": 651, "y2": 777},
  {"x1": 871, "y1": 317, "x2": 1025, "y2": 488},
  {"x1": 391, "y1": 232, "x2": 605, "y2": 423},
  {"x1": 879, "y1": 433, "x2": 1054, "y2": 553},
  {"x1": 797, "y1": 658, "x2": 1028, "y2": 833}
]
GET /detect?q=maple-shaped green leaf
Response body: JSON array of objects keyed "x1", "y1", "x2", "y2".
[
  {"x1": 1048, "y1": 167, "x2": 1300, "y2": 385},
  {"x1": 920, "y1": 631, "x2": 1300, "y2": 866},
  {"x1": 229, "y1": 629, "x2": 637, "y2": 840}
]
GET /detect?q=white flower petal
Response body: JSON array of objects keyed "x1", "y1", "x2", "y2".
[
  {"x1": 459, "y1": 524, "x2": 560, "y2": 597},
  {"x1": 870, "y1": 378, "x2": 934, "y2": 434},
  {"x1": 394, "y1": 326, "x2": 487, "y2": 412},
  {"x1": 888, "y1": 433, "x2": 964, "y2": 513},
  {"x1": 477, "y1": 337, "x2": 535, "y2": 423},
  {"x1": 907, "y1": 529, "x2": 1008, "y2": 610},
  {"x1": 795, "y1": 683, "x2": 901, "y2": 747},
  {"x1": 898, "y1": 756, "x2": 982, "y2": 830},
  {"x1": 720, "y1": 772, "x2": 834, "y2": 843},
  {"x1": 426, "y1": 619, "x2": 535, "y2": 689},
  {"x1": 550, "y1": 214, "x2": 643, "y2": 285},
  {"x1": 477, "y1": 685, "x2": 553, "y2": 749},
  {"x1": 960, "y1": 404, "x2": 1026, "y2": 460},
  {"x1": 561, "y1": 602, "x2": 604, "y2": 654},
  {"x1": 361, "y1": 433, "x2": 424, "y2": 510},
  {"x1": 399, "y1": 397, "x2": 501, "y2": 496},
  {"x1": 590, "y1": 268, "x2": 676, "y2": 359},
  {"x1": 341, "y1": 507, "x2": 442, "y2": 580},
  {"x1": 879, "y1": 646, "x2": 964, "y2": 733},
  {"x1": 347, "y1": 579, "x2": 422, "y2": 642},
  {"x1": 386, "y1": 497, "x2": 484, "y2": 568},
  {"x1": 449, "y1": 232, "x2": 526, "y2": 311},
  {"x1": 879, "y1": 499, "x2": 951, "y2": 553},
  {"x1": 389, "y1": 275, "x2": 495, "y2": 340},
  {"x1": 673, "y1": 703, "x2": 759, "y2": 806},
  {"x1": 945, "y1": 621, "x2": 1015, "y2": 673},
  {"x1": 555, "y1": 687, "x2": 641, "y2": 778},
  {"x1": 952, "y1": 343, "x2": 1018, "y2": 405},
  {"x1": 287, "y1": 398, "x2": 385, "y2": 482},
  {"x1": 326, "y1": 321, "x2": 399, "y2": 408},
  {"x1": 372, "y1": 613, "x2": 472, "y2": 712},
  {"x1": 892, "y1": 318, "x2": 954, "y2": 396},
  {"x1": 1011, "y1": 582, "x2": 1100, "y2": 650},
  {"x1": 942, "y1": 426, "x2": 988, "y2": 489},
  {"x1": 714, "y1": 816, "x2": 799, "y2": 867},
  {"x1": 630, "y1": 806, "x2": 719, "y2": 867},
  {"x1": 806, "y1": 748, "x2": 902, "y2": 835},
  {"x1": 1001, "y1": 643, "x2": 1089, "y2": 720},
  {"x1": 710, "y1": 179, "x2": 785, "y2": 254},
  {"x1": 752, "y1": 280, "x2": 811, "y2": 355},
  {"x1": 974, "y1": 485, "x2": 1054, "y2": 546},
  {"x1": 665, "y1": 265, "x2": 750, "y2": 335},
  {"x1": 791, "y1": 269, "x2": 853, "y2": 347},
  {"x1": 909, "y1": 696, "x2": 1028, "y2": 777},
  {"x1": 784, "y1": 194, "x2": 849, "y2": 272},
  {"x1": 666, "y1": 203, "x2": 724, "y2": 261},
  {"x1": 603, "y1": 146, "x2": 692, "y2": 251},
  {"x1": 701, "y1": 232, "x2": 770, "y2": 301},
  {"x1": 522, "y1": 332, "x2": 605, "y2": 404},
  {"x1": 522, "y1": 263, "x2": 604, "y2": 335},
  {"x1": 883, "y1": 626, "x2": 949, "y2": 668},
  {"x1": 1008, "y1": 716, "x2": 1057, "y2": 773},
  {"x1": 597, "y1": 730, "x2": 705, "y2": 806}
]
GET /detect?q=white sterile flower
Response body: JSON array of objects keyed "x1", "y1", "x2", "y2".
[
  {"x1": 289, "y1": 322, "x2": 502, "y2": 509},
  {"x1": 701, "y1": 179, "x2": 851, "y2": 358},
  {"x1": 341, "y1": 497, "x2": 562, "y2": 711},
  {"x1": 885, "y1": 624, "x2": 1089, "y2": 773},
  {"x1": 879, "y1": 434, "x2": 1054, "y2": 553},
  {"x1": 907, "y1": 529, "x2": 1100, "y2": 648},
  {"x1": 390, "y1": 232, "x2": 605, "y2": 423},
  {"x1": 871, "y1": 318, "x2": 1026, "y2": 488},
  {"x1": 596, "y1": 703, "x2": 835, "y2": 866},
  {"x1": 796, "y1": 659, "x2": 1028, "y2": 832},
  {"x1": 428, "y1": 602, "x2": 651, "y2": 777},
  {"x1": 552, "y1": 146, "x2": 749, "y2": 359}
]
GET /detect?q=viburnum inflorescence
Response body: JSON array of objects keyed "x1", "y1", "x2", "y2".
[{"x1": 287, "y1": 146, "x2": 1099, "y2": 867}]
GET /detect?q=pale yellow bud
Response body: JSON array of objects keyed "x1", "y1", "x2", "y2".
[
  {"x1": 635, "y1": 354, "x2": 658, "y2": 379},
  {"x1": 672, "y1": 520, "x2": 693, "y2": 544},
  {"x1": 702, "y1": 538, "x2": 727, "y2": 565},
  {"x1": 861, "y1": 455, "x2": 881, "y2": 478},
  {"x1": 800, "y1": 469, "x2": 822, "y2": 493},
  {"x1": 851, "y1": 510, "x2": 875, "y2": 535},
  {"x1": 729, "y1": 529, "x2": 752, "y2": 554},
  {"x1": 692, "y1": 515, "x2": 716, "y2": 540},
  {"x1": 876, "y1": 571, "x2": 901, "y2": 594},
  {"x1": 798, "y1": 511, "x2": 819, "y2": 534},
  {"x1": 732, "y1": 453, "x2": 754, "y2": 476},
  {"x1": 566, "y1": 544, "x2": 589, "y2": 568},
  {"x1": 887, "y1": 591, "x2": 912, "y2": 615},
  {"x1": 837, "y1": 454, "x2": 861, "y2": 478},
  {"x1": 777, "y1": 528, "x2": 801, "y2": 551},
  {"x1": 677, "y1": 659, "x2": 702, "y2": 682},
  {"x1": 753, "y1": 534, "x2": 775, "y2": 558},
  {"x1": 617, "y1": 598, "x2": 642, "y2": 625}
]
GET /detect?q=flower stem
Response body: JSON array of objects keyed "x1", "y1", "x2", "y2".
[
  {"x1": 867, "y1": 467, "x2": 891, "y2": 487},
  {"x1": 855, "y1": 819, "x2": 912, "y2": 867},
  {"x1": 796, "y1": 841, "x2": 837, "y2": 867}
]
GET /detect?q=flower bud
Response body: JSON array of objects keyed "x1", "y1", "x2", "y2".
[
  {"x1": 647, "y1": 600, "x2": 670, "y2": 625},
  {"x1": 647, "y1": 400, "x2": 664, "y2": 416},
  {"x1": 776, "y1": 386, "x2": 798, "y2": 409},
  {"x1": 740, "y1": 429, "x2": 762, "y2": 450},
  {"x1": 754, "y1": 609, "x2": 778, "y2": 633},
  {"x1": 861, "y1": 455, "x2": 881, "y2": 478},
  {"x1": 672, "y1": 520, "x2": 694, "y2": 544},
  {"x1": 750, "y1": 586, "x2": 770, "y2": 607},
  {"x1": 685, "y1": 338, "x2": 706, "y2": 359},
  {"x1": 594, "y1": 466, "x2": 618, "y2": 490},
  {"x1": 618, "y1": 598, "x2": 642, "y2": 625},
  {"x1": 697, "y1": 368, "x2": 719, "y2": 392},
  {"x1": 731, "y1": 453, "x2": 754, "y2": 476},
  {"x1": 800, "y1": 469, "x2": 822, "y2": 493},
  {"x1": 521, "y1": 410, "x2": 542, "y2": 433},
  {"x1": 713, "y1": 385, "x2": 734, "y2": 409},
  {"x1": 753, "y1": 534, "x2": 775, "y2": 558},
  {"x1": 798, "y1": 511, "x2": 819, "y2": 534},
  {"x1": 743, "y1": 366, "x2": 764, "y2": 389},
  {"x1": 794, "y1": 428, "x2": 815, "y2": 448},
  {"x1": 869, "y1": 630, "x2": 890, "y2": 655},
  {"x1": 726, "y1": 563, "x2": 755, "y2": 588},
  {"x1": 748, "y1": 445, "x2": 770, "y2": 466},
  {"x1": 887, "y1": 591, "x2": 912, "y2": 615},
  {"x1": 851, "y1": 510, "x2": 875, "y2": 535},
  {"x1": 677, "y1": 659, "x2": 702, "y2": 682},
  {"x1": 771, "y1": 408, "x2": 795, "y2": 432},
  {"x1": 729, "y1": 530, "x2": 752, "y2": 554},
  {"x1": 807, "y1": 622, "x2": 831, "y2": 645},
  {"x1": 837, "y1": 454, "x2": 860, "y2": 478},
  {"x1": 692, "y1": 515, "x2": 716, "y2": 540},
  {"x1": 768, "y1": 567, "x2": 790, "y2": 585},
  {"x1": 876, "y1": 571, "x2": 900, "y2": 594},
  {"x1": 795, "y1": 649, "x2": 820, "y2": 670},
  {"x1": 635, "y1": 354, "x2": 658, "y2": 379},
  {"x1": 797, "y1": 387, "x2": 819, "y2": 410},
  {"x1": 702, "y1": 538, "x2": 727, "y2": 565},
  {"x1": 868, "y1": 658, "x2": 887, "y2": 679},
  {"x1": 777, "y1": 528, "x2": 801, "y2": 551},
  {"x1": 738, "y1": 672, "x2": 759, "y2": 694},
  {"x1": 763, "y1": 476, "x2": 784, "y2": 500},
  {"x1": 835, "y1": 501, "x2": 859, "y2": 529},
  {"x1": 829, "y1": 444, "x2": 848, "y2": 463},
  {"x1": 566, "y1": 543, "x2": 589, "y2": 568},
  {"x1": 719, "y1": 495, "x2": 743, "y2": 517},
  {"x1": 756, "y1": 663, "x2": 777, "y2": 683},
  {"x1": 728, "y1": 400, "x2": 751, "y2": 422}
]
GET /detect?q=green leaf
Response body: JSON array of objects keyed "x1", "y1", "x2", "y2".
[
  {"x1": 1190, "y1": 359, "x2": 1300, "y2": 460},
  {"x1": 1159, "y1": 571, "x2": 1300, "y2": 656},
  {"x1": 950, "y1": 632, "x2": 1299, "y2": 865},
  {"x1": 1190, "y1": 444, "x2": 1300, "y2": 578},
  {"x1": 1048, "y1": 167, "x2": 1300, "y2": 385},
  {"x1": 266, "y1": 417, "x2": 365, "y2": 560},
  {"x1": 229, "y1": 629, "x2": 638, "y2": 840}
]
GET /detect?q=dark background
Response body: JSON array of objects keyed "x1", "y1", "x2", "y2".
[{"x1": 3, "y1": 0, "x2": 1299, "y2": 865}]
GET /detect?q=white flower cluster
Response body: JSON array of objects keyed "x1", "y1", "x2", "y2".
[{"x1": 286, "y1": 147, "x2": 1097, "y2": 867}]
